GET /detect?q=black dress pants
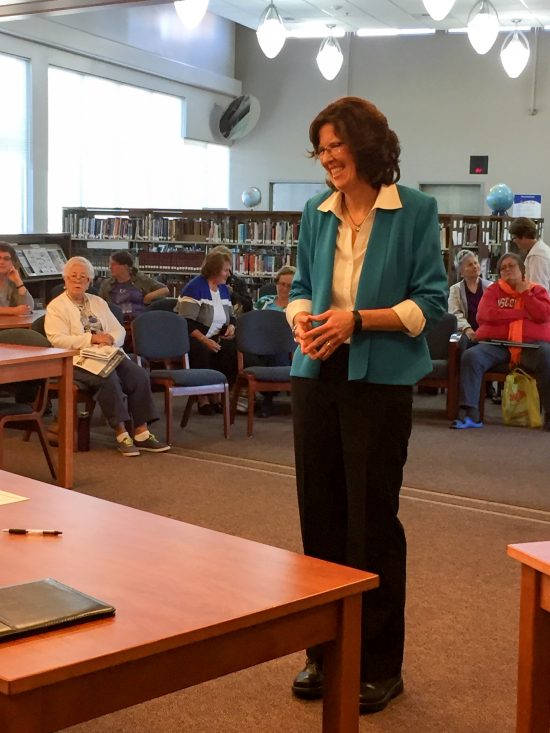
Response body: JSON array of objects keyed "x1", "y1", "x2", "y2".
[{"x1": 291, "y1": 345, "x2": 412, "y2": 681}]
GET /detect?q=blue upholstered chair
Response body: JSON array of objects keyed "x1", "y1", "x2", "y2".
[
  {"x1": 230, "y1": 309, "x2": 295, "y2": 437},
  {"x1": 416, "y1": 312, "x2": 460, "y2": 419},
  {"x1": 131, "y1": 310, "x2": 229, "y2": 444}
]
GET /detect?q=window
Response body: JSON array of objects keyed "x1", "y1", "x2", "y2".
[
  {"x1": 0, "y1": 53, "x2": 29, "y2": 232},
  {"x1": 48, "y1": 68, "x2": 229, "y2": 232}
]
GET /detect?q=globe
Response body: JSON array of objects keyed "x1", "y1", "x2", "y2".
[
  {"x1": 486, "y1": 184, "x2": 514, "y2": 215},
  {"x1": 241, "y1": 187, "x2": 262, "y2": 209}
]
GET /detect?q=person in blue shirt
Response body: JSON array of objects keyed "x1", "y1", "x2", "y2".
[{"x1": 254, "y1": 266, "x2": 296, "y2": 312}]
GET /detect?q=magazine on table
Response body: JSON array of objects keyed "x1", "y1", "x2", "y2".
[{"x1": 74, "y1": 344, "x2": 126, "y2": 377}]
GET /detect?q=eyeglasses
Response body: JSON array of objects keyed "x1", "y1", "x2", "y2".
[
  {"x1": 316, "y1": 141, "x2": 345, "y2": 158},
  {"x1": 500, "y1": 263, "x2": 519, "y2": 272},
  {"x1": 68, "y1": 273, "x2": 90, "y2": 281}
]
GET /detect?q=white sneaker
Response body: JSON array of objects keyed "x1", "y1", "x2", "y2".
[{"x1": 236, "y1": 397, "x2": 249, "y2": 414}]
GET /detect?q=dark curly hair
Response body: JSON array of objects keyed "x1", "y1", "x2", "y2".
[{"x1": 309, "y1": 96, "x2": 401, "y2": 189}]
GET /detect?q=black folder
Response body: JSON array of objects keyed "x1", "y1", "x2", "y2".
[{"x1": 0, "y1": 578, "x2": 115, "y2": 641}]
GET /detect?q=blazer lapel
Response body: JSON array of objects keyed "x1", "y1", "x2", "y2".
[
  {"x1": 354, "y1": 208, "x2": 395, "y2": 309},
  {"x1": 312, "y1": 212, "x2": 339, "y2": 314}
]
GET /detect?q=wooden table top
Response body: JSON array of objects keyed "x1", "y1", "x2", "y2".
[
  {"x1": 0, "y1": 471, "x2": 377, "y2": 696},
  {"x1": 0, "y1": 343, "x2": 73, "y2": 365},
  {"x1": 0, "y1": 311, "x2": 44, "y2": 331},
  {"x1": 508, "y1": 541, "x2": 550, "y2": 575}
]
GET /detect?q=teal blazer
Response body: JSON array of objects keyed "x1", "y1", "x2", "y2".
[{"x1": 290, "y1": 185, "x2": 448, "y2": 385}]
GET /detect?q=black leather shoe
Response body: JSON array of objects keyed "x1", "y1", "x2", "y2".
[
  {"x1": 359, "y1": 674, "x2": 403, "y2": 714},
  {"x1": 291, "y1": 658, "x2": 324, "y2": 700}
]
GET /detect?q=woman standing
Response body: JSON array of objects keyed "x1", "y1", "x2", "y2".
[
  {"x1": 46, "y1": 257, "x2": 170, "y2": 455},
  {"x1": 287, "y1": 97, "x2": 447, "y2": 713},
  {"x1": 176, "y1": 249, "x2": 237, "y2": 414},
  {"x1": 0, "y1": 242, "x2": 33, "y2": 315},
  {"x1": 448, "y1": 250, "x2": 491, "y2": 341},
  {"x1": 99, "y1": 250, "x2": 169, "y2": 321}
]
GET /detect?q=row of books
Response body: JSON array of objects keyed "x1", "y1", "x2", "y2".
[
  {"x1": 75, "y1": 247, "x2": 293, "y2": 278},
  {"x1": 63, "y1": 213, "x2": 299, "y2": 245}
]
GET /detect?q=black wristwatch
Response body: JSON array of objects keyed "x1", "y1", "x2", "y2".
[{"x1": 352, "y1": 310, "x2": 362, "y2": 334}]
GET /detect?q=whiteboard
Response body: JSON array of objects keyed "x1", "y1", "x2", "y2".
[{"x1": 270, "y1": 182, "x2": 327, "y2": 212}]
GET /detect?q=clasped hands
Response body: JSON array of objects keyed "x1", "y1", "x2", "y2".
[{"x1": 293, "y1": 309, "x2": 355, "y2": 361}]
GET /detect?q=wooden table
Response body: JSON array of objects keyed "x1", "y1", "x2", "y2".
[
  {"x1": 0, "y1": 314, "x2": 34, "y2": 330},
  {"x1": 507, "y1": 541, "x2": 550, "y2": 732},
  {"x1": 0, "y1": 344, "x2": 74, "y2": 488},
  {"x1": 0, "y1": 471, "x2": 378, "y2": 733}
]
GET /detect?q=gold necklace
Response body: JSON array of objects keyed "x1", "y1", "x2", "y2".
[{"x1": 344, "y1": 201, "x2": 366, "y2": 232}]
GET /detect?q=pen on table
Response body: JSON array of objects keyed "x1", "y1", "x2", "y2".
[{"x1": 2, "y1": 528, "x2": 63, "y2": 536}]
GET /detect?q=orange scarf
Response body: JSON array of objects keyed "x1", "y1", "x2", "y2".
[{"x1": 497, "y1": 278, "x2": 533, "y2": 365}]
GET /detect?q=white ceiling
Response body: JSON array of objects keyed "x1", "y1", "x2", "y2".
[
  {"x1": 208, "y1": 0, "x2": 550, "y2": 34},
  {"x1": 0, "y1": 0, "x2": 547, "y2": 32}
]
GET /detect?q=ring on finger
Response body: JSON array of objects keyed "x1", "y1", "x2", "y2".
[{"x1": 325, "y1": 340, "x2": 332, "y2": 350}]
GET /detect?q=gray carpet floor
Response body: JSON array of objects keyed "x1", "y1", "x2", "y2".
[{"x1": 3, "y1": 389, "x2": 549, "y2": 732}]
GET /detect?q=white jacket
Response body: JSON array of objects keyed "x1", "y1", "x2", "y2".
[
  {"x1": 45, "y1": 292, "x2": 125, "y2": 352},
  {"x1": 525, "y1": 239, "x2": 550, "y2": 292},
  {"x1": 448, "y1": 278, "x2": 491, "y2": 333}
]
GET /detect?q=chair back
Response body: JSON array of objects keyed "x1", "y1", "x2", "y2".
[
  {"x1": 235, "y1": 309, "x2": 295, "y2": 356},
  {"x1": 257, "y1": 283, "x2": 277, "y2": 298},
  {"x1": 132, "y1": 310, "x2": 190, "y2": 361},
  {"x1": 31, "y1": 314, "x2": 47, "y2": 339},
  {"x1": 425, "y1": 313, "x2": 457, "y2": 361},
  {"x1": 108, "y1": 302, "x2": 125, "y2": 324},
  {"x1": 145, "y1": 297, "x2": 178, "y2": 312},
  {"x1": 47, "y1": 282, "x2": 99, "y2": 304},
  {"x1": 0, "y1": 328, "x2": 50, "y2": 348}
]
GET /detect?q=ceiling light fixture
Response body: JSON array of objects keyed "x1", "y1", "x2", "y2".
[
  {"x1": 316, "y1": 26, "x2": 344, "y2": 81},
  {"x1": 256, "y1": 2, "x2": 286, "y2": 59},
  {"x1": 500, "y1": 26, "x2": 530, "y2": 78},
  {"x1": 422, "y1": 0, "x2": 456, "y2": 22},
  {"x1": 467, "y1": 0, "x2": 500, "y2": 54},
  {"x1": 173, "y1": 0, "x2": 209, "y2": 29}
]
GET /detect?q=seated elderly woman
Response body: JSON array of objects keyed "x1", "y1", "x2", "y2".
[
  {"x1": 99, "y1": 250, "x2": 169, "y2": 322},
  {"x1": 255, "y1": 265, "x2": 296, "y2": 312},
  {"x1": 448, "y1": 250, "x2": 491, "y2": 341},
  {"x1": 451, "y1": 252, "x2": 550, "y2": 430},
  {"x1": 176, "y1": 249, "x2": 237, "y2": 415},
  {"x1": 46, "y1": 256, "x2": 170, "y2": 455}
]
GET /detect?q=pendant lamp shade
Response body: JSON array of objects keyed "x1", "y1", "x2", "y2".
[
  {"x1": 422, "y1": 0, "x2": 456, "y2": 22},
  {"x1": 256, "y1": 2, "x2": 286, "y2": 59},
  {"x1": 467, "y1": 0, "x2": 500, "y2": 55},
  {"x1": 174, "y1": 0, "x2": 209, "y2": 29},
  {"x1": 500, "y1": 31, "x2": 530, "y2": 78},
  {"x1": 316, "y1": 34, "x2": 344, "y2": 80}
]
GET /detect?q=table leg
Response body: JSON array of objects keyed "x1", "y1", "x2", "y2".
[
  {"x1": 57, "y1": 357, "x2": 74, "y2": 489},
  {"x1": 322, "y1": 594, "x2": 362, "y2": 733},
  {"x1": 516, "y1": 565, "x2": 550, "y2": 733}
]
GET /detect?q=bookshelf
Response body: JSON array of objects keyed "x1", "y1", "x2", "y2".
[
  {"x1": 62, "y1": 207, "x2": 301, "y2": 296},
  {"x1": 439, "y1": 214, "x2": 544, "y2": 284},
  {"x1": 62, "y1": 207, "x2": 544, "y2": 293},
  {"x1": 0, "y1": 233, "x2": 71, "y2": 307}
]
